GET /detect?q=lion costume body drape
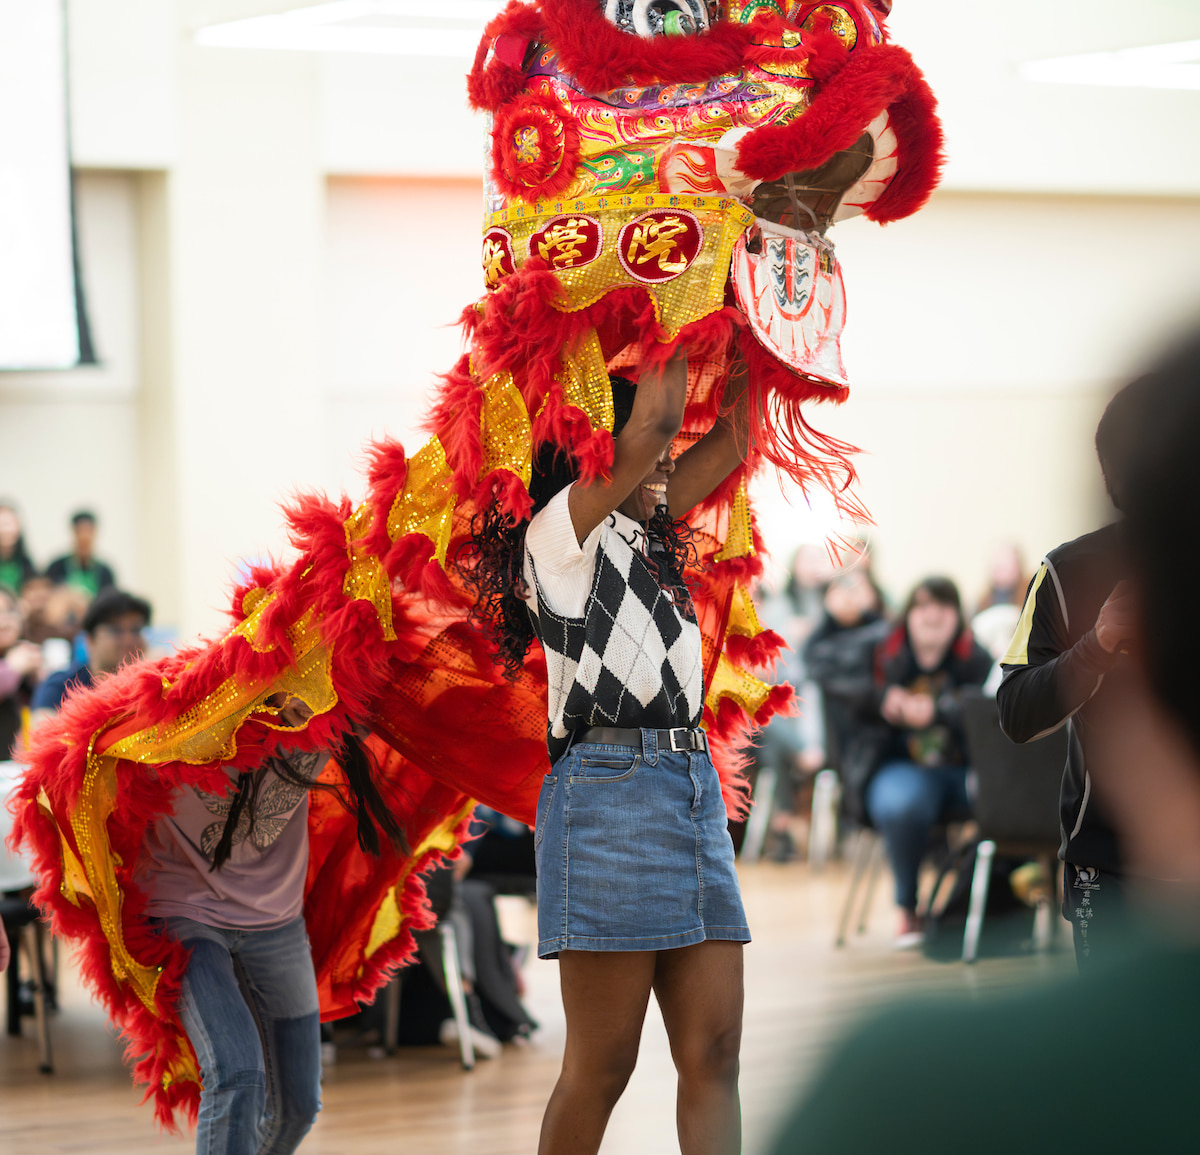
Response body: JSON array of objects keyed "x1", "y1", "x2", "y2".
[{"x1": 12, "y1": 0, "x2": 941, "y2": 1126}]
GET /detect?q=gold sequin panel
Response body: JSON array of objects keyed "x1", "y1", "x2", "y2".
[{"x1": 487, "y1": 193, "x2": 754, "y2": 338}]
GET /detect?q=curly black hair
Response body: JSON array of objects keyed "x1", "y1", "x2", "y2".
[{"x1": 455, "y1": 377, "x2": 697, "y2": 680}]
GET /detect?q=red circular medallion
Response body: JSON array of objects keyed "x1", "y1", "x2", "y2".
[
  {"x1": 528, "y1": 214, "x2": 603, "y2": 272},
  {"x1": 617, "y1": 209, "x2": 704, "y2": 284},
  {"x1": 482, "y1": 228, "x2": 516, "y2": 291}
]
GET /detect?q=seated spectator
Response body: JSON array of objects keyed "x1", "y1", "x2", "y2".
[
  {"x1": 395, "y1": 851, "x2": 536, "y2": 1057},
  {"x1": 31, "y1": 588, "x2": 150, "y2": 718},
  {"x1": 0, "y1": 502, "x2": 37, "y2": 596},
  {"x1": 46, "y1": 510, "x2": 116, "y2": 597},
  {"x1": 838, "y1": 577, "x2": 991, "y2": 947},
  {"x1": 0, "y1": 585, "x2": 42, "y2": 756},
  {"x1": 18, "y1": 572, "x2": 87, "y2": 652},
  {"x1": 465, "y1": 805, "x2": 536, "y2": 894},
  {"x1": 766, "y1": 328, "x2": 1200, "y2": 1155},
  {"x1": 976, "y1": 542, "x2": 1029, "y2": 612},
  {"x1": 805, "y1": 563, "x2": 890, "y2": 775}
]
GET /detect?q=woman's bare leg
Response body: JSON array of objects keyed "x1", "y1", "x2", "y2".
[
  {"x1": 653, "y1": 940, "x2": 744, "y2": 1155},
  {"x1": 538, "y1": 950, "x2": 658, "y2": 1155}
]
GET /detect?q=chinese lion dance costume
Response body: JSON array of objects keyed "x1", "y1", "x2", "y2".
[{"x1": 12, "y1": 0, "x2": 941, "y2": 1126}]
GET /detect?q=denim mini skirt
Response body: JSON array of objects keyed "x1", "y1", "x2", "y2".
[{"x1": 534, "y1": 731, "x2": 751, "y2": 958}]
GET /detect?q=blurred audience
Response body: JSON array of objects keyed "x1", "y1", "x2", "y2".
[
  {"x1": 465, "y1": 805, "x2": 536, "y2": 895},
  {"x1": 837, "y1": 577, "x2": 991, "y2": 946},
  {"x1": 31, "y1": 588, "x2": 150, "y2": 719},
  {"x1": 778, "y1": 542, "x2": 839, "y2": 772},
  {"x1": 398, "y1": 810, "x2": 537, "y2": 1057},
  {"x1": 0, "y1": 585, "x2": 42, "y2": 756},
  {"x1": 767, "y1": 326, "x2": 1200, "y2": 1155},
  {"x1": 19, "y1": 572, "x2": 90, "y2": 656},
  {"x1": 747, "y1": 546, "x2": 836, "y2": 861},
  {"x1": 805, "y1": 561, "x2": 890, "y2": 777},
  {"x1": 976, "y1": 542, "x2": 1028, "y2": 612},
  {"x1": 996, "y1": 385, "x2": 1139, "y2": 968},
  {"x1": 0, "y1": 502, "x2": 37, "y2": 596},
  {"x1": 46, "y1": 509, "x2": 116, "y2": 597}
]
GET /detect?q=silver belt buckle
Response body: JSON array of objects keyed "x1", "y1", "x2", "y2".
[{"x1": 668, "y1": 727, "x2": 690, "y2": 752}]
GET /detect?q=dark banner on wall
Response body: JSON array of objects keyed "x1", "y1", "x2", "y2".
[{"x1": 0, "y1": 0, "x2": 93, "y2": 370}]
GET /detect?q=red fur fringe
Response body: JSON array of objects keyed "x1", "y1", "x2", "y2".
[
  {"x1": 863, "y1": 60, "x2": 944, "y2": 222},
  {"x1": 736, "y1": 42, "x2": 927, "y2": 181},
  {"x1": 467, "y1": 2, "x2": 545, "y2": 112},
  {"x1": 537, "y1": 0, "x2": 756, "y2": 95},
  {"x1": 490, "y1": 89, "x2": 582, "y2": 202}
]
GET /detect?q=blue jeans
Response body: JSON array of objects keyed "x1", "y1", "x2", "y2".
[
  {"x1": 864, "y1": 761, "x2": 971, "y2": 911},
  {"x1": 166, "y1": 915, "x2": 322, "y2": 1155}
]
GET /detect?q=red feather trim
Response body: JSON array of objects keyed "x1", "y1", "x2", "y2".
[{"x1": 724, "y1": 627, "x2": 787, "y2": 672}]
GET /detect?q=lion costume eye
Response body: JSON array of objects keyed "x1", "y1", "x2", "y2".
[{"x1": 602, "y1": 0, "x2": 713, "y2": 38}]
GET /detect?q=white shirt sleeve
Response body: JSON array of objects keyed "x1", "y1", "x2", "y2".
[{"x1": 523, "y1": 484, "x2": 603, "y2": 620}]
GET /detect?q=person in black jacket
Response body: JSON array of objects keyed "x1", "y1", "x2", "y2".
[
  {"x1": 804, "y1": 564, "x2": 890, "y2": 777},
  {"x1": 839, "y1": 577, "x2": 992, "y2": 946},
  {"x1": 996, "y1": 384, "x2": 1142, "y2": 968}
]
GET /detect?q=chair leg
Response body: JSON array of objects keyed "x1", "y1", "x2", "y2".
[
  {"x1": 835, "y1": 829, "x2": 875, "y2": 948},
  {"x1": 383, "y1": 974, "x2": 401, "y2": 1054},
  {"x1": 5, "y1": 942, "x2": 19, "y2": 1036},
  {"x1": 26, "y1": 922, "x2": 53, "y2": 1074},
  {"x1": 856, "y1": 837, "x2": 885, "y2": 935},
  {"x1": 962, "y1": 839, "x2": 996, "y2": 964},
  {"x1": 438, "y1": 921, "x2": 475, "y2": 1071},
  {"x1": 741, "y1": 768, "x2": 777, "y2": 865},
  {"x1": 1032, "y1": 853, "x2": 1058, "y2": 953},
  {"x1": 808, "y1": 770, "x2": 840, "y2": 873}
]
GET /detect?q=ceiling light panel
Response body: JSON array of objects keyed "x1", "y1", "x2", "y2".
[
  {"x1": 1022, "y1": 39, "x2": 1200, "y2": 91},
  {"x1": 195, "y1": 0, "x2": 507, "y2": 57}
]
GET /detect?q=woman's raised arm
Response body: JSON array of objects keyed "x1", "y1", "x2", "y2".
[
  {"x1": 566, "y1": 350, "x2": 689, "y2": 544},
  {"x1": 663, "y1": 363, "x2": 751, "y2": 519}
]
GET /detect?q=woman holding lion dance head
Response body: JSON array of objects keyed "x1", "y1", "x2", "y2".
[{"x1": 461, "y1": 349, "x2": 753, "y2": 1155}]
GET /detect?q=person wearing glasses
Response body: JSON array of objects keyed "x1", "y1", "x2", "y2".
[{"x1": 30, "y1": 588, "x2": 150, "y2": 720}]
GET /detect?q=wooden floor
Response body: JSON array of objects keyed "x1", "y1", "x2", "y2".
[{"x1": 0, "y1": 860, "x2": 1073, "y2": 1154}]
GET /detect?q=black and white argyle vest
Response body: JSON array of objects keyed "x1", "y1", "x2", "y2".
[{"x1": 527, "y1": 515, "x2": 704, "y2": 763}]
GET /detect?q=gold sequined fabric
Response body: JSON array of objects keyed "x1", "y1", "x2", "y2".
[{"x1": 485, "y1": 194, "x2": 753, "y2": 338}]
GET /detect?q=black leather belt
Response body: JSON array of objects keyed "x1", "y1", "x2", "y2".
[{"x1": 575, "y1": 726, "x2": 708, "y2": 753}]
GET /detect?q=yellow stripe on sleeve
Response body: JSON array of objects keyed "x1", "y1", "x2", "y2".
[{"x1": 1000, "y1": 564, "x2": 1049, "y2": 667}]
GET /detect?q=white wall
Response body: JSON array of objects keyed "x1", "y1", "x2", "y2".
[
  {"x1": 321, "y1": 175, "x2": 482, "y2": 500},
  {"x1": 0, "y1": 171, "x2": 143, "y2": 588}
]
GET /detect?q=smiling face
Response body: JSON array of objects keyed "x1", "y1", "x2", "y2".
[
  {"x1": 906, "y1": 588, "x2": 960, "y2": 662},
  {"x1": 617, "y1": 449, "x2": 676, "y2": 522}
]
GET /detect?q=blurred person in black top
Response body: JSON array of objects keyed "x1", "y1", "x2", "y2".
[
  {"x1": 805, "y1": 562, "x2": 890, "y2": 777},
  {"x1": 837, "y1": 577, "x2": 991, "y2": 946},
  {"x1": 0, "y1": 584, "x2": 42, "y2": 756},
  {"x1": 46, "y1": 510, "x2": 116, "y2": 597},
  {"x1": 996, "y1": 385, "x2": 1141, "y2": 968},
  {"x1": 0, "y1": 502, "x2": 37, "y2": 596},
  {"x1": 31, "y1": 588, "x2": 150, "y2": 719}
]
